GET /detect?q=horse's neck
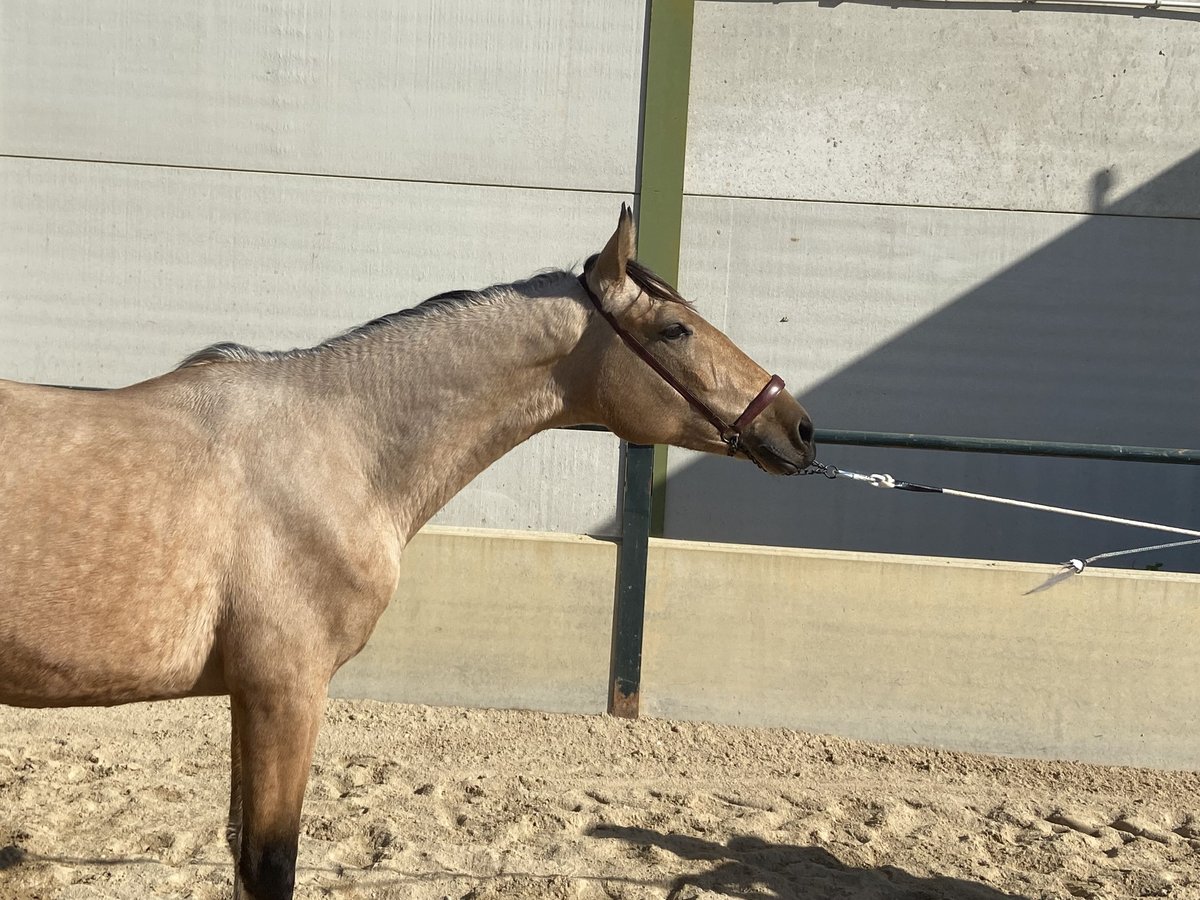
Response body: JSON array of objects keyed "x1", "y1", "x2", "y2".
[{"x1": 336, "y1": 291, "x2": 588, "y2": 542}]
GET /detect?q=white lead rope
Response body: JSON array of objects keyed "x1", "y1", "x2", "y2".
[
  {"x1": 836, "y1": 468, "x2": 1200, "y2": 539},
  {"x1": 818, "y1": 464, "x2": 1200, "y2": 593}
]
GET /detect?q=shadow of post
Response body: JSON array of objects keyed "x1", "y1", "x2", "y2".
[
  {"x1": 0, "y1": 844, "x2": 26, "y2": 870},
  {"x1": 589, "y1": 824, "x2": 1031, "y2": 899}
]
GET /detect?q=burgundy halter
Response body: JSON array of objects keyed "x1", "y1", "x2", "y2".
[{"x1": 579, "y1": 272, "x2": 786, "y2": 457}]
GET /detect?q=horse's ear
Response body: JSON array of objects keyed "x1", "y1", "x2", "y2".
[{"x1": 588, "y1": 204, "x2": 636, "y2": 306}]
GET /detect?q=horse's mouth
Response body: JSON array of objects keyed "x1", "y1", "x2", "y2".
[{"x1": 747, "y1": 442, "x2": 814, "y2": 476}]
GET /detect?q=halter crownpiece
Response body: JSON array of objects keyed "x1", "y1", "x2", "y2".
[{"x1": 578, "y1": 271, "x2": 786, "y2": 457}]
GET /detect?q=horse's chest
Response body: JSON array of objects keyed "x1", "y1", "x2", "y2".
[
  {"x1": 324, "y1": 576, "x2": 396, "y2": 669},
  {"x1": 243, "y1": 515, "x2": 400, "y2": 670}
]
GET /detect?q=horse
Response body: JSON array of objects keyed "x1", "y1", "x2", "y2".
[{"x1": 0, "y1": 206, "x2": 815, "y2": 899}]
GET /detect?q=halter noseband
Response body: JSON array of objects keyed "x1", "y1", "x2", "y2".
[{"x1": 579, "y1": 271, "x2": 786, "y2": 457}]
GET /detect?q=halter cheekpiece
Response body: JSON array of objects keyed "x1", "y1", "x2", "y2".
[{"x1": 578, "y1": 270, "x2": 785, "y2": 457}]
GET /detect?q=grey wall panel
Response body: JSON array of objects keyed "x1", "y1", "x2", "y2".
[
  {"x1": 687, "y1": 2, "x2": 1200, "y2": 218},
  {"x1": 0, "y1": 157, "x2": 627, "y2": 534},
  {"x1": 0, "y1": 0, "x2": 645, "y2": 191},
  {"x1": 0, "y1": 157, "x2": 631, "y2": 386},
  {"x1": 666, "y1": 192, "x2": 1200, "y2": 571},
  {"x1": 433, "y1": 430, "x2": 621, "y2": 537},
  {"x1": 677, "y1": 193, "x2": 1200, "y2": 445}
]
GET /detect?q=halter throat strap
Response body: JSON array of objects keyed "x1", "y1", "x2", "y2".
[{"x1": 578, "y1": 271, "x2": 785, "y2": 456}]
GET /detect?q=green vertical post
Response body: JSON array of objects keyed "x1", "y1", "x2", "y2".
[
  {"x1": 608, "y1": 0, "x2": 694, "y2": 719},
  {"x1": 636, "y1": 0, "x2": 694, "y2": 538},
  {"x1": 608, "y1": 441, "x2": 654, "y2": 718}
]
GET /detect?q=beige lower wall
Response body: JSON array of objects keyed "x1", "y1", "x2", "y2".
[
  {"x1": 331, "y1": 526, "x2": 1200, "y2": 771},
  {"x1": 331, "y1": 527, "x2": 618, "y2": 715}
]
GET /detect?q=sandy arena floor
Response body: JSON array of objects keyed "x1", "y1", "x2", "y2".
[{"x1": 0, "y1": 698, "x2": 1197, "y2": 899}]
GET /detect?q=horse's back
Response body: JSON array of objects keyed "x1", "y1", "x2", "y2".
[{"x1": 0, "y1": 376, "x2": 234, "y2": 707}]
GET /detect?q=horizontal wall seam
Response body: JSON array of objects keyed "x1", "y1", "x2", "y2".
[
  {"x1": 12, "y1": 154, "x2": 1193, "y2": 223},
  {"x1": 681, "y1": 189, "x2": 1200, "y2": 224},
  {"x1": 0, "y1": 154, "x2": 634, "y2": 198}
]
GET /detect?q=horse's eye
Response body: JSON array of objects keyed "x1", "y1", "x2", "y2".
[{"x1": 659, "y1": 323, "x2": 692, "y2": 342}]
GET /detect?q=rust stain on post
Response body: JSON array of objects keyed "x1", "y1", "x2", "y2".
[{"x1": 609, "y1": 684, "x2": 640, "y2": 719}]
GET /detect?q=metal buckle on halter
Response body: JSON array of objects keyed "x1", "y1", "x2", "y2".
[
  {"x1": 799, "y1": 460, "x2": 838, "y2": 478},
  {"x1": 720, "y1": 374, "x2": 786, "y2": 457},
  {"x1": 721, "y1": 430, "x2": 741, "y2": 457}
]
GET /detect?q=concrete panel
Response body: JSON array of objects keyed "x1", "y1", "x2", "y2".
[
  {"x1": 0, "y1": 0, "x2": 645, "y2": 191},
  {"x1": 677, "y1": 193, "x2": 1200, "y2": 444},
  {"x1": 0, "y1": 156, "x2": 628, "y2": 534},
  {"x1": 687, "y1": 2, "x2": 1200, "y2": 218},
  {"x1": 331, "y1": 527, "x2": 1200, "y2": 769},
  {"x1": 330, "y1": 527, "x2": 617, "y2": 715},
  {"x1": 0, "y1": 157, "x2": 631, "y2": 385},
  {"x1": 640, "y1": 537, "x2": 1200, "y2": 770},
  {"x1": 666, "y1": 192, "x2": 1200, "y2": 571},
  {"x1": 434, "y1": 429, "x2": 621, "y2": 537}
]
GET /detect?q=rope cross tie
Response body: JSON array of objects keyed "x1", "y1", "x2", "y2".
[
  {"x1": 805, "y1": 460, "x2": 1200, "y2": 594},
  {"x1": 815, "y1": 467, "x2": 940, "y2": 494},
  {"x1": 806, "y1": 466, "x2": 895, "y2": 488}
]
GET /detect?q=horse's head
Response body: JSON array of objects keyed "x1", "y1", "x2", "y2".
[{"x1": 577, "y1": 206, "x2": 815, "y2": 475}]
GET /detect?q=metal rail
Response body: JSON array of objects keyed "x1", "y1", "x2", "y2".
[
  {"x1": 567, "y1": 425, "x2": 1200, "y2": 466},
  {"x1": 882, "y1": 0, "x2": 1200, "y2": 8},
  {"x1": 815, "y1": 429, "x2": 1200, "y2": 465}
]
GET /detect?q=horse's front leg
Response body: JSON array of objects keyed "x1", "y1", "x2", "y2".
[
  {"x1": 228, "y1": 710, "x2": 244, "y2": 897},
  {"x1": 230, "y1": 678, "x2": 327, "y2": 900}
]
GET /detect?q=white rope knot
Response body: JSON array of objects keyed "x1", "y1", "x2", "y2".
[{"x1": 868, "y1": 473, "x2": 896, "y2": 489}]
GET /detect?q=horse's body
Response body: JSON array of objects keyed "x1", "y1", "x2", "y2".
[
  {"x1": 0, "y1": 371, "x2": 398, "y2": 709},
  {"x1": 0, "y1": 209, "x2": 814, "y2": 899}
]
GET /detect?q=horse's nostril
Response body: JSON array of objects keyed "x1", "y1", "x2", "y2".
[{"x1": 797, "y1": 415, "x2": 815, "y2": 446}]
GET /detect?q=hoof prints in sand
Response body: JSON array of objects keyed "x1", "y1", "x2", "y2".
[{"x1": 1, "y1": 699, "x2": 1197, "y2": 899}]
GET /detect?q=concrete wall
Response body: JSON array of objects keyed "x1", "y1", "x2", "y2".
[
  {"x1": 333, "y1": 527, "x2": 617, "y2": 715},
  {"x1": 0, "y1": 0, "x2": 644, "y2": 537},
  {"x1": 333, "y1": 527, "x2": 1200, "y2": 771},
  {"x1": 685, "y1": 3, "x2": 1200, "y2": 217},
  {"x1": 2, "y1": 1, "x2": 643, "y2": 192},
  {"x1": 664, "y1": 1, "x2": 1200, "y2": 571},
  {"x1": 6, "y1": 4, "x2": 1198, "y2": 764},
  {"x1": 4, "y1": 0, "x2": 1197, "y2": 567}
]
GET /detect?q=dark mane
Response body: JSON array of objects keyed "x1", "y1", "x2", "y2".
[
  {"x1": 177, "y1": 271, "x2": 571, "y2": 368},
  {"x1": 326, "y1": 289, "x2": 482, "y2": 345},
  {"x1": 176, "y1": 261, "x2": 687, "y2": 369}
]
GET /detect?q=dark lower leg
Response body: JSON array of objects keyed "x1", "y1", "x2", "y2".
[
  {"x1": 227, "y1": 711, "x2": 242, "y2": 861},
  {"x1": 231, "y1": 686, "x2": 326, "y2": 900},
  {"x1": 239, "y1": 836, "x2": 298, "y2": 899}
]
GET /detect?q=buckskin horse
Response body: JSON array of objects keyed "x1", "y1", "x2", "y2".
[{"x1": 0, "y1": 207, "x2": 815, "y2": 898}]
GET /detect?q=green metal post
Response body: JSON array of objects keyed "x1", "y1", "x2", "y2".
[
  {"x1": 608, "y1": 442, "x2": 654, "y2": 718},
  {"x1": 608, "y1": 0, "x2": 695, "y2": 719},
  {"x1": 636, "y1": 0, "x2": 694, "y2": 538}
]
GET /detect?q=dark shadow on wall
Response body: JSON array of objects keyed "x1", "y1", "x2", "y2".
[{"x1": 654, "y1": 151, "x2": 1200, "y2": 571}]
